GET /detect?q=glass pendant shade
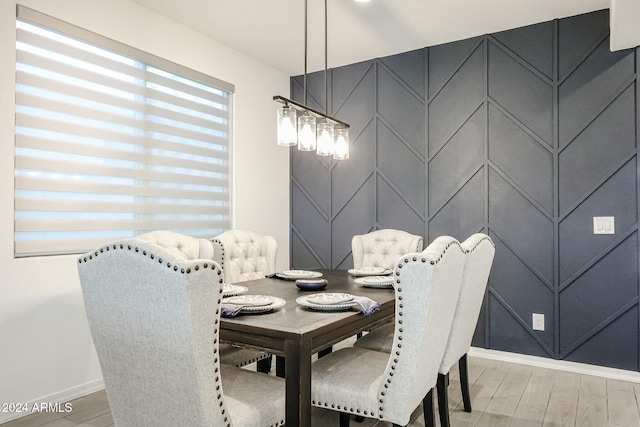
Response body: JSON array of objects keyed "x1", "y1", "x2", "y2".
[
  {"x1": 277, "y1": 107, "x2": 297, "y2": 146},
  {"x1": 333, "y1": 128, "x2": 349, "y2": 160},
  {"x1": 316, "y1": 122, "x2": 335, "y2": 156},
  {"x1": 297, "y1": 115, "x2": 317, "y2": 151}
]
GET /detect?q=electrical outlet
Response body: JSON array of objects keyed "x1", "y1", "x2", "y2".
[{"x1": 532, "y1": 313, "x2": 545, "y2": 331}]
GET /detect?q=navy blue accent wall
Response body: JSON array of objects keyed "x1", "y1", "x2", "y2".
[{"x1": 289, "y1": 10, "x2": 640, "y2": 371}]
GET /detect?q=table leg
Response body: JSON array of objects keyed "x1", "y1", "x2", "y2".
[{"x1": 284, "y1": 337, "x2": 312, "y2": 426}]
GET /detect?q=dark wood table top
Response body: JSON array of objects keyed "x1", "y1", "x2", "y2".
[{"x1": 220, "y1": 268, "x2": 396, "y2": 355}]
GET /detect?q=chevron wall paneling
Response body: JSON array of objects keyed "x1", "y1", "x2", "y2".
[{"x1": 289, "y1": 10, "x2": 640, "y2": 370}]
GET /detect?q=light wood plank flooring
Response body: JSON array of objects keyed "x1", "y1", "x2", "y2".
[{"x1": 3, "y1": 355, "x2": 640, "y2": 427}]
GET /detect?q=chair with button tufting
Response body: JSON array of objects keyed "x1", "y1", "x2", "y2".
[
  {"x1": 351, "y1": 229, "x2": 423, "y2": 271},
  {"x1": 213, "y1": 229, "x2": 278, "y2": 283},
  {"x1": 353, "y1": 233, "x2": 495, "y2": 427},
  {"x1": 311, "y1": 236, "x2": 466, "y2": 427},
  {"x1": 212, "y1": 229, "x2": 278, "y2": 373},
  {"x1": 77, "y1": 231, "x2": 285, "y2": 427}
]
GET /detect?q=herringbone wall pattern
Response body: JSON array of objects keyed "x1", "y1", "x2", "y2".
[{"x1": 290, "y1": 10, "x2": 640, "y2": 370}]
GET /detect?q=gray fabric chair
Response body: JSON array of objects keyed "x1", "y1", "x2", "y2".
[
  {"x1": 351, "y1": 228, "x2": 423, "y2": 270},
  {"x1": 212, "y1": 230, "x2": 278, "y2": 373},
  {"x1": 77, "y1": 231, "x2": 285, "y2": 427},
  {"x1": 353, "y1": 233, "x2": 495, "y2": 427},
  {"x1": 311, "y1": 236, "x2": 466, "y2": 427}
]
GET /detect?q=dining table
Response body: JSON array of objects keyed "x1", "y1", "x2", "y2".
[{"x1": 219, "y1": 268, "x2": 396, "y2": 426}]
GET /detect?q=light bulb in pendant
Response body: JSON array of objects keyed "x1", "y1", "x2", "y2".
[
  {"x1": 277, "y1": 107, "x2": 297, "y2": 146},
  {"x1": 333, "y1": 128, "x2": 349, "y2": 160},
  {"x1": 316, "y1": 122, "x2": 334, "y2": 156},
  {"x1": 297, "y1": 115, "x2": 316, "y2": 151}
]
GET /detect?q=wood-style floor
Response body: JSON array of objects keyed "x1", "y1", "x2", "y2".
[{"x1": 3, "y1": 354, "x2": 640, "y2": 427}]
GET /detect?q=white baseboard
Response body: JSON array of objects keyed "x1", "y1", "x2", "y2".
[
  {"x1": 469, "y1": 346, "x2": 640, "y2": 383},
  {"x1": 0, "y1": 379, "x2": 105, "y2": 424}
]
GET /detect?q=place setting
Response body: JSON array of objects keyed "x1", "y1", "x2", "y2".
[
  {"x1": 354, "y1": 275, "x2": 394, "y2": 289},
  {"x1": 347, "y1": 266, "x2": 392, "y2": 277},
  {"x1": 296, "y1": 292, "x2": 380, "y2": 316},
  {"x1": 222, "y1": 283, "x2": 249, "y2": 297},
  {"x1": 270, "y1": 269, "x2": 324, "y2": 280},
  {"x1": 221, "y1": 294, "x2": 286, "y2": 318}
]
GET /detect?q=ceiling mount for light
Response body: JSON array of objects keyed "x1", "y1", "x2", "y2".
[{"x1": 274, "y1": 0, "x2": 350, "y2": 160}]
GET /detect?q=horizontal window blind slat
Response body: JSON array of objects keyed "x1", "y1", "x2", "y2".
[
  {"x1": 15, "y1": 198, "x2": 227, "y2": 215},
  {"x1": 17, "y1": 50, "x2": 145, "y2": 98},
  {"x1": 146, "y1": 69, "x2": 229, "y2": 107},
  {"x1": 16, "y1": 176, "x2": 226, "y2": 200},
  {"x1": 146, "y1": 86, "x2": 228, "y2": 120},
  {"x1": 17, "y1": 71, "x2": 143, "y2": 114},
  {"x1": 146, "y1": 103, "x2": 228, "y2": 134},
  {"x1": 16, "y1": 134, "x2": 229, "y2": 175},
  {"x1": 16, "y1": 219, "x2": 227, "y2": 233},
  {"x1": 16, "y1": 91, "x2": 145, "y2": 130},
  {"x1": 16, "y1": 156, "x2": 228, "y2": 187}
]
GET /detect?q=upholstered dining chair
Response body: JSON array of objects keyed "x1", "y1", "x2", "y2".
[
  {"x1": 77, "y1": 231, "x2": 285, "y2": 427},
  {"x1": 353, "y1": 233, "x2": 495, "y2": 427},
  {"x1": 435, "y1": 233, "x2": 495, "y2": 426},
  {"x1": 212, "y1": 229, "x2": 278, "y2": 374},
  {"x1": 351, "y1": 228, "x2": 424, "y2": 270},
  {"x1": 311, "y1": 236, "x2": 466, "y2": 427},
  {"x1": 213, "y1": 229, "x2": 278, "y2": 283}
]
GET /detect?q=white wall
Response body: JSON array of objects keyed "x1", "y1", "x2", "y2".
[{"x1": 0, "y1": 0, "x2": 290, "y2": 417}]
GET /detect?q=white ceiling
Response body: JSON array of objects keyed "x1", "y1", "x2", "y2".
[{"x1": 131, "y1": 0, "x2": 613, "y2": 76}]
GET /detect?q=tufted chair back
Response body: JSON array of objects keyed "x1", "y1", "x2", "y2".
[
  {"x1": 213, "y1": 229, "x2": 278, "y2": 283},
  {"x1": 439, "y1": 233, "x2": 495, "y2": 374},
  {"x1": 135, "y1": 230, "x2": 215, "y2": 261},
  {"x1": 76, "y1": 233, "x2": 229, "y2": 426},
  {"x1": 352, "y1": 229, "x2": 423, "y2": 270}
]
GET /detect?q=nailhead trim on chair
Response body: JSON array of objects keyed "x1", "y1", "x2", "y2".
[
  {"x1": 312, "y1": 239, "x2": 462, "y2": 422},
  {"x1": 79, "y1": 240, "x2": 231, "y2": 424},
  {"x1": 211, "y1": 238, "x2": 226, "y2": 271},
  {"x1": 464, "y1": 235, "x2": 496, "y2": 253},
  {"x1": 78, "y1": 244, "x2": 224, "y2": 284},
  {"x1": 378, "y1": 240, "x2": 462, "y2": 421}
]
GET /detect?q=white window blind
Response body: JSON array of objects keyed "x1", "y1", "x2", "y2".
[{"x1": 14, "y1": 6, "x2": 233, "y2": 257}]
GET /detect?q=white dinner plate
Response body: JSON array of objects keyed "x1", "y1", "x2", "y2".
[
  {"x1": 276, "y1": 270, "x2": 323, "y2": 280},
  {"x1": 306, "y1": 292, "x2": 353, "y2": 305},
  {"x1": 225, "y1": 294, "x2": 274, "y2": 307},
  {"x1": 354, "y1": 276, "x2": 394, "y2": 288},
  {"x1": 222, "y1": 283, "x2": 249, "y2": 297},
  {"x1": 296, "y1": 295, "x2": 358, "y2": 311},
  {"x1": 237, "y1": 297, "x2": 286, "y2": 314},
  {"x1": 348, "y1": 267, "x2": 392, "y2": 277}
]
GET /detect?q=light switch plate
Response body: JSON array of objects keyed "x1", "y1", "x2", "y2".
[{"x1": 593, "y1": 216, "x2": 615, "y2": 234}]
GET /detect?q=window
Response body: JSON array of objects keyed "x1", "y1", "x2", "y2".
[{"x1": 14, "y1": 6, "x2": 233, "y2": 257}]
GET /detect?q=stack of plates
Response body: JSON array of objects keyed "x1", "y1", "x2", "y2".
[
  {"x1": 222, "y1": 283, "x2": 249, "y2": 297},
  {"x1": 296, "y1": 292, "x2": 358, "y2": 311},
  {"x1": 275, "y1": 269, "x2": 323, "y2": 280},
  {"x1": 354, "y1": 276, "x2": 394, "y2": 288},
  {"x1": 348, "y1": 266, "x2": 392, "y2": 277},
  {"x1": 224, "y1": 294, "x2": 286, "y2": 314}
]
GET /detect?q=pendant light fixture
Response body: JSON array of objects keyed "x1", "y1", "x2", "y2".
[{"x1": 274, "y1": 0, "x2": 350, "y2": 160}]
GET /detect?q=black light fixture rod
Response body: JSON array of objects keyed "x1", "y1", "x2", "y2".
[
  {"x1": 324, "y1": 0, "x2": 328, "y2": 117},
  {"x1": 303, "y1": 0, "x2": 308, "y2": 106},
  {"x1": 273, "y1": 95, "x2": 350, "y2": 128}
]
